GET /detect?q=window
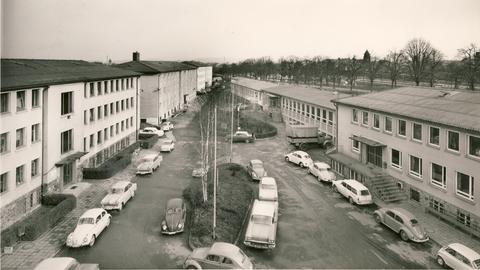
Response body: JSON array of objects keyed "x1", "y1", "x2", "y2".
[
  {"x1": 301, "y1": 104, "x2": 305, "y2": 115},
  {"x1": 352, "y1": 140, "x2": 360, "y2": 152},
  {"x1": 131, "y1": 77, "x2": 134, "y2": 88},
  {"x1": 31, "y1": 158, "x2": 39, "y2": 177},
  {"x1": 97, "y1": 131, "x2": 102, "y2": 144},
  {"x1": 373, "y1": 114, "x2": 380, "y2": 129},
  {"x1": 456, "y1": 172, "x2": 474, "y2": 200},
  {"x1": 116, "y1": 123, "x2": 119, "y2": 134},
  {"x1": 384, "y1": 116, "x2": 392, "y2": 133},
  {"x1": 448, "y1": 131, "x2": 459, "y2": 151},
  {"x1": 121, "y1": 100, "x2": 125, "y2": 111},
  {"x1": 131, "y1": 97, "x2": 134, "y2": 108},
  {"x1": 89, "y1": 83, "x2": 95, "y2": 97},
  {"x1": 84, "y1": 137, "x2": 87, "y2": 151},
  {"x1": 429, "y1": 126, "x2": 440, "y2": 146},
  {"x1": 32, "y1": 89, "x2": 40, "y2": 107},
  {"x1": 104, "y1": 81, "x2": 109, "y2": 94},
  {"x1": 90, "y1": 134, "x2": 94, "y2": 147},
  {"x1": 104, "y1": 128, "x2": 108, "y2": 141},
  {"x1": 16, "y1": 128, "x2": 25, "y2": 148},
  {"x1": 322, "y1": 110, "x2": 327, "y2": 123},
  {"x1": 130, "y1": 117, "x2": 133, "y2": 127},
  {"x1": 17, "y1": 91, "x2": 26, "y2": 111},
  {"x1": 1, "y1": 93, "x2": 9, "y2": 113},
  {"x1": 391, "y1": 149, "x2": 402, "y2": 169},
  {"x1": 121, "y1": 121, "x2": 124, "y2": 131},
  {"x1": 468, "y1": 135, "x2": 480, "y2": 158},
  {"x1": 110, "y1": 103, "x2": 114, "y2": 114},
  {"x1": 16, "y1": 165, "x2": 24, "y2": 185},
  {"x1": 431, "y1": 163, "x2": 446, "y2": 188},
  {"x1": 361, "y1": 111, "x2": 369, "y2": 125},
  {"x1": 316, "y1": 108, "x2": 321, "y2": 120},
  {"x1": 352, "y1": 109, "x2": 358, "y2": 123},
  {"x1": 110, "y1": 80, "x2": 114, "y2": 92},
  {"x1": 116, "y1": 101, "x2": 119, "y2": 113},
  {"x1": 84, "y1": 110, "x2": 88, "y2": 124},
  {"x1": 97, "y1": 106, "x2": 102, "y2": 120},
  {"x1": 31, "y1": 124, "x2": 40, "y2": 142},
  {"x1": 116, "y1": 80, "x2": 119, "y2": 91},
  {"x1": 126, "y1": 99, "x2": 129, "y2": 109},
  {"x1": 398, "y1": 120, "x2": 406, "y2": 137},
  {"x1": 409, "y1": 155, "x2": 422, "y2": 178},
  {"x1": 89, "y1": 108, "x2": 95, "y2": 122},
  {"x1": 97, "y1": 82, "x2": 102, "y2": 95},
  {"x1": 456, "y1": 210, "x2": 471, "y2": 227},
  {"x1": 110, "y1": 125, "x2": 114, "y2": 138},
  {"x1": 126, "y1": 118, "x2": 129, "y2": 129},
  {"x1": 104, "y1": 104, "x2": 108, "y2": 117},
  {"x1": 412, "y1": 123, "x2": 422, "y2": 141},
  {"x1": 1, "y1": 133, "x2": 8, "y2": 153},
  {"x1": 60, "y1": 129, "x2": 73, "y2": 154},
  {"x1": 328, "y1": 111, "x2": 333, "y2": 126},
  {"x1": 429, "y1": 198, "x2": 445, "y2": 214},
  {"x1": 61, "y1": 92, "x2": 73, "y2": 115},
  {"x1": 0, "y1": 173, "x2": 7, "y2": 193}
]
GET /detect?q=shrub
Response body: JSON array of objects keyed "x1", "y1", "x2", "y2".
[{"x1": 83, "y1": 142, "x2": 139, "y2": 179}]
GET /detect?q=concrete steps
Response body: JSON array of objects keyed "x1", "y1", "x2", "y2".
[{"x1": 370, "y1": 175, "x2": 407, "y2": 203}]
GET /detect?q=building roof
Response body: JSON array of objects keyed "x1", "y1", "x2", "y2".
[
  {"x1": 116, "y1": 60, "x2": 196, "y2": 75},
  {"x1": 231, "y1": 77, "x2": 278, "y2": 91},
  {"x1": 1, "y1": 59, "x2": 140, "y2": 91},
  {"x1": 333, "y1": 87, "x2": 480, "y2": 133},
  {"x1": 182, "y1": 61, "x2": 211, "y2": 67}
]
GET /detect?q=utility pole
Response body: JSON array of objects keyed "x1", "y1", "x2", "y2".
[
  {"x1": 230, "y1": 90, "x2": 234, "y2": 162},
  {"x1": 213, "y1": 105, "x2": 217, "y2": 239}
]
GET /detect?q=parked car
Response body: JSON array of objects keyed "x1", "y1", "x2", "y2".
[
  {"x1": 309, "y1": 162, "x2": 336, "y2": 182},
  {"x1": 183, "y1": 242, "x2": 253, "y2": 269},
  {"x1": 34, "y1": 257, "x2": 99, "y2": 270},
  {"x1": 232, "y1": 131, "x2": 255, "y2": 143},
  {"x1": 161, "y1": 198, "x2": 187, "y2": 235},
  {"x1": 246, "y1": 159, "x2": 267, "y2": 181},
  {"x1": 160, "y1": 139, "x2": 175, "y2": 152},
  {"x1": 136, "y1": 153, "x2": 163, "y2": 175},
  {"x1": 66, "y1": 208, "x2": 111, "y2": 248},
  {"x1": 139, "y1": 127, "x2": 164, "y2": 137},
  {"x1": 373, "y1": 207, "x2": 429, "y2": 242},
  {"x1": 259, "y1": 177, "x2": 278, "y2": 203},
  {"x1": 244, "y1": 199, "x2": 278, "y2": 249},
  {"x1": 284, "y1": 150, "x2": 313, "y2": 168},
  {"x1": 161, "y1": 121, "x2": 174, "y2": 131},
  {"x1": 437, "y1": 243, "x2": 480, "y2": 269},
  {"x1": 332, "y1": 179, "x2": 373, "y2": 205},
  {"x1": 101, "y1": 181, "x2": 137, "y2": 211}
]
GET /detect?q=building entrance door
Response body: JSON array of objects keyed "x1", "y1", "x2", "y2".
[
  {"x1": 63, "y1": 163, "x2": 73, "y2": 186},
  {"x1": 367, "y1": 145, "x2": 383, "y2": 167}
]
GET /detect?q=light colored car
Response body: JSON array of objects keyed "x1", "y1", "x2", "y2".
[
  {"x1": 101, "y1": 181, "x2": 137, "y2": 211},
  {"x1": 232, "y1": 131, "x2": 255, "y2": 143},
  {"x1": 259, "y1": 177, "x2": 278, "y2": 203},
  {"x1": 66, "y1": 208, "x2": 111, "y2": 248},
  {"x1": 246, "y1": 159, "x2": 267, "y2": 181},
  {"x1": 437, "y1": 243, "x2": 480, "y2": 269},
  {"x1": 160, "y1": 139, "x2": 175, "y2": 152},
  {"x1": 139, "y1": 127, "x2": 164, "y2": 137},
  {"x1": 244, "y1": 199, "x2": 278, "y2": 249},
  {"x1": 136, "y1": 153, "x2": 163, "y2": 175},
  {"x1": 34, "y1": 257, "x2": 99, "y2": 270},
  {"x1": 332, "y1": 179, "x2": 373, "y2": 205},
  {"x1": 309, "y1": 162, "x2": 336, "y2": 182},
  {"x1": 373, "y1": 207, "x2": 429, "y2": 242},
  {"x1": 161, "y1": 198, "x2": 187, "y2": 235},
  {"x1": 183, "y1": 242, "x2": 253, "y2": 269},
  {"x1": 284, "y1": 150, "x2": 313, "y2": 168},
  {"x1": 161, "y1": 121, "x2": 174, "y2": 131}
]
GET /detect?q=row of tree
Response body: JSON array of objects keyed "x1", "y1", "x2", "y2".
[{"x1": 214, "y1": 39, "x2": 480, "y2": 90}]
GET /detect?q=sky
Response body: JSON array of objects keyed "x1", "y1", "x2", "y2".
[{"x1": 1, "y1": 0, "x2": 479, "y2": 63}]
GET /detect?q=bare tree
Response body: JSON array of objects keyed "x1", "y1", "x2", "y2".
[
  {"x1": 425, "y1": 48, "x2": 444, "y2": 87},
  {"x1": 458, "y1": 43, "x2": 480, "y2": 90},
  {"x1": 364, "y1": 55, "x2": 383, "y2": 90},
  {"x1": 384, "y1": 50, "x2": 404, "y2": 87},
  {"x1": 404, "y1": 38, "x2": 434, "y2": 86},
  {"x1": 344, "y1": 57, "x2": 363, "y2": 90},
  {"x1": 445, "y1": 61, "x2": 462, "y2": 89}
]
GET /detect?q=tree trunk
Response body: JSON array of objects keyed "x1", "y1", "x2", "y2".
[{"x1": 415, "y1": 78, "x2": 420, "y2": 86}]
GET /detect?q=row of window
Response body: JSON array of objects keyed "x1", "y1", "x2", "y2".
[
  {"x1": 0, "y1": 89, "x2": 41, "y2": 114},
  {"x1": 87, "y1": 135, "x2": 132, "y2": 168},
  {"x1": 282, "y1": 98, "x2": 334, "y2": 125},
  {"x1": 85, "y1": 77, "x2": 135, "y2": 98},
  {"x1": 352, "y1": 109, "x2": 480, "y2": 159},
  {"x1": 0, "y1": 158, "x2": 40, "y2": 194},
  {"x1": 84, "y1": 97, "x2": 134, "y2": 125},
  {"x1": 1, "y1": 124, "x2": 41, "y2": 154},
  {"x1": 83, "y1": 117, "x2": 134, "y2": 151}
]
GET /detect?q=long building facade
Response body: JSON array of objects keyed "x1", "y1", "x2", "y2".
[{"x1": 0, "y1": 59, "x2": 140, "y2": 229}]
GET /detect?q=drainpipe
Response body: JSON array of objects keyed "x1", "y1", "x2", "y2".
[{"x1": 40, "y1": 86, "x2": 50, "y2": 198}]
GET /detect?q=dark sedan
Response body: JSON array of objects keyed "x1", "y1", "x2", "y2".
[{"x1": 161, "y1": 198, "x2": 186, "y2": 235}]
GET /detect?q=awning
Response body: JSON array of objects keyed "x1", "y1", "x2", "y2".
[
  {"x1": 55, "y1": 152, "x2": 88, "y2": 166},
  {"x1": 349, "y1": 135, "x2": 385, "y2": 147}
]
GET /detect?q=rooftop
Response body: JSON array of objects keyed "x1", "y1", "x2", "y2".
[
  {"x1": 231, "y1": 77, "x2": 278, "y2": 91},
  {"x1": 1, "y1": 59, "x2": 140, "y2": 91},
  {"x1": 182, "y1": 61, "x2": 211, "y2": 67},
  {"x1": 333, "y1": 87, "x2": 480, "y2": 133},
  {"x1": 116, "y1": 60, "x2": 196, "y2": 74}
]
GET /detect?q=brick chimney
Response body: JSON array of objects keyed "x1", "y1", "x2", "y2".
[{"x1": 132, "y1": 51, "x2": 140, "y2": 62}]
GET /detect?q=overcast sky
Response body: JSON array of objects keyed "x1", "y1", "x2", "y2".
[{"x1": 1, "y1": 0, "x2": 479, "y2": 63}]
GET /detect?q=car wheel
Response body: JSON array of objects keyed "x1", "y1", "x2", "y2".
[
  {"x1": 374, "y1": 213, "x2": 382, "y2": 224},
  {"x1": 317, "y1": 176, "x2": 322, "y2": 182},
  {"x1": 349, "y1": 197, "x2": 354, "y2": 204},
  {"x1": 285, "y1": 156, "x2": 289, "y2": 162},
  {"x1": 399, "y1": 230, "x2": 409, "y2": 241},
  {"x1": 89, "y1": 235, "x2": 96, "y2": 247},
  {"x1": 436, "y1": 256, "x2": 445, "y2": 267},
  {"x1": 299, "y1": 162, "x2": 304, "y2": 168}
]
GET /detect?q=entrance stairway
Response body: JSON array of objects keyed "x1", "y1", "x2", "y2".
[{"x1": 370, "y1": 174, "x2": 408, "y2": 203}]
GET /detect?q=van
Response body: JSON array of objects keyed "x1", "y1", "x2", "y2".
[{"x1": 332, "y1": 179, "x2": 373, "y2": 205}]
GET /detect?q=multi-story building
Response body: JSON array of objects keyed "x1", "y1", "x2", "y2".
[
  {"x1": 0, "y1": 59, "x2": 140, "y2": 229},
  {"x1": 117, "y1": 52, "x2": 197, "y2": 125},
  {"x1": 230, "y1": 77, "x2": 277, "y2": 107},
  {"x1": 183, "y1": 61, "x2": 213, "y2": 92},
  {"x1": 332, "y1": 87, "x2": 480, "y2": 235}
]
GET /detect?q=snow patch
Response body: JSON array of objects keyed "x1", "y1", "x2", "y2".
[
  {"x1": 347, "y1": 211, "x2": 382, "y2": 231},
  {"x1": 385, "y1": 241, "x2": 431, "y2": 265}
]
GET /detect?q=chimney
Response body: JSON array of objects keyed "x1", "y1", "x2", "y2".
[{"x1": 132, "y1": 51, "x2": 140, "y2": 62}]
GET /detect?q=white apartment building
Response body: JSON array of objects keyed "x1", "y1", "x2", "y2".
[
  {"x1": 183, "y1": 61, "x2": 213, "y2": 92},
  {"x1": 332, "y1": 87, "x2": 480, "y2": 236},
  {"x1": 118, "y1": 52, "x2": 197, "y2": 125},
  {"x1": 0, "y1": 59, "x2": 140, "y2": 229}
]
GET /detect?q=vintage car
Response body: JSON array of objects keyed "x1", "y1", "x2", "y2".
[
  {"x1": 161, "y1": 198, "x2": 187, "y2": 235},
  {"x1": 139, "y1": 127, "x2": 164, "y2": 137},
  {"x1": 309, "y1": 162, "x2": 336, "y2": 182},
  {"x1": 136, "y1": 153, "x2": 163, "y2": 175},
  {"x1": 101, "y1": 181, "x2": 137, "y2": 211},
  {"x1": 161, "y1": 121, "x2": 174, "y2": 131},
  {"x1": 244, "y1": 199, "x2": 278, "y2": 249},
  {"x1": 34, "y1": 257, "x2": 99, "y2": 270},
  {"x1": 232, "y1": 131, "x2": 255, "y2": 143},
  {"x1": 332, "y1": 179, "x2": 373, "y2": 205},
  {"x1": 160, "y1": 139, "x2": 175, "y2": 152},
  {"x1": 284, "y1": 150, "x2": 313, "y2": 168},
  {"x1": 373, "y1": 207, "x2": 429, "y2": 242},
  {"x1": 437, "y1": 243, "x2": 480, "y2": 269},
  {"x1": 66, "y1": 208, "x2": 111, "y2": 248},
  {"x1": 246, "y1": 159, "x2": 267, "y2": 181},
  {"x1": 184, "y1": 242, "x2": 253, "y2": 269},
  {"x1": 258, "y1": 177, "x2": 278, "y2": 203}
]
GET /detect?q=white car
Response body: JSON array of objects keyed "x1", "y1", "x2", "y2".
[
  {"x1": 66, "y1": 208, "x2": 111, "y2": 248},
  {"x1": 284, "y1": 150, "x2": 313, "y2": 168},
  {"x1": 309, "y1": 162, "x2": 336, "y2": 182},
  {"x1": 332, "y1": 179, "x2": 373, "y2": 205},
  {"x1": 34, "y1": 257, "x2": 99, "y2": 270},
  {"x1": 437, "y1": 243, "x2": 480, "y2": 269},
  {"x1": 259, "y1": 177, "x2": 278, "y2": 203},
  {"x1": 136, "y1": 153, "x2": 163, "y2": 175},
  {"x1": 160, "y1": 139, "x2": 175, "y2": 152},
  {"x1": 101, "y1": 181, "x2": 137, "y2": 211},
  {"x1": 244, "y1": 199, "x2": 278, "y2": 249},
  {"x1": 161, "y1": 121, "x2": 174, "y2": 131},
  {"x1": 140, "y1": 127, "x2": 164, "y2": 137}
]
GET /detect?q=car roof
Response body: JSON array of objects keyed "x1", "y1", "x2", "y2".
[
  {"x1": 390, "y1": 208, "x2": 416, "y2": 220},
  {"x1": 251, "y1": 199, "x2": 276, "y2": 217},
  {"x1": 209, "y1": 242, "x2": 243, "y2": 262},
  {"x1": 80, "y1": 208, "x2": 105, "y2": 218},
  {"x1": 34, "y1": 257, "x2": 78, "y2": 270},
  {"x1": 143, "y1": 153, "x2": 159, "y2": 159},
  {"x1": 448, "y1": 243, "x2": 480, "y2": 261},
  {"x1": 341, "y1": 179, "x2": 369, "y2": 190},
  {"x1": 250, "y1": 159, "x2": 263, "y2": 164},
  {"x1": 111, "y1": 181, "x2": 131, "y2": 189},
  {"x1": 261, "y1": 177, "x2": 276, "y2": 186},
  {"x1": 166, "y1": 198, "x2": 183, "y2": 208},
  {"x1": 314, "y1": 162, "x2": 330, "y2": 169},
  {"x1": 294, "y1": 150, "x2": 309, "y2": 156}
]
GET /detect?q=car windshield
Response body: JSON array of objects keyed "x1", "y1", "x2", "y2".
[
  {"x1": 410, "y1": 219, "x2": 419, "y2": 225},
  {"x1": 303, "y1": 154, "x2": 311, "y2": 159},
  {"x1": 162, "y1": 141, "x2": 171, "y2": 145},
  {"x1": 140, "y1": 158, "x2": 153, "y2": 163},
  {"x1": 111, "y1": 188, "x2": 123, "y2": 194},
  {"x1": 472, "y1": 259, "x2": 480, "y2": 269},
  {"x1": 167, "y1": 208, "x2": 182, "y2": 214},
  {"x1": 360, "y1": 190, "x2": 370, "y2": 196},
  {"x1": 78, "y1": 217, "x2": 94, "y2": 225},
  {"x1": 252, "y1": 215, "x2": 271, "y2": 224},
  {"x1": 261, "y1": 184, "x2": 275, "y2": 190}
]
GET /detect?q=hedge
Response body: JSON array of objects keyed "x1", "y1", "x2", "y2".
[
  {"x1": 83, "y1": 142, "x2": 139, "y2": 179},
  {"x1": 239, "y1": 115, "x2": 277, "y2": 139},
  {"x1": 139, "y1": 135, "x2": 158, "y2": 149},
  {"x1": 1, "y1": 193, "x2": 76, "y2": 251}
]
